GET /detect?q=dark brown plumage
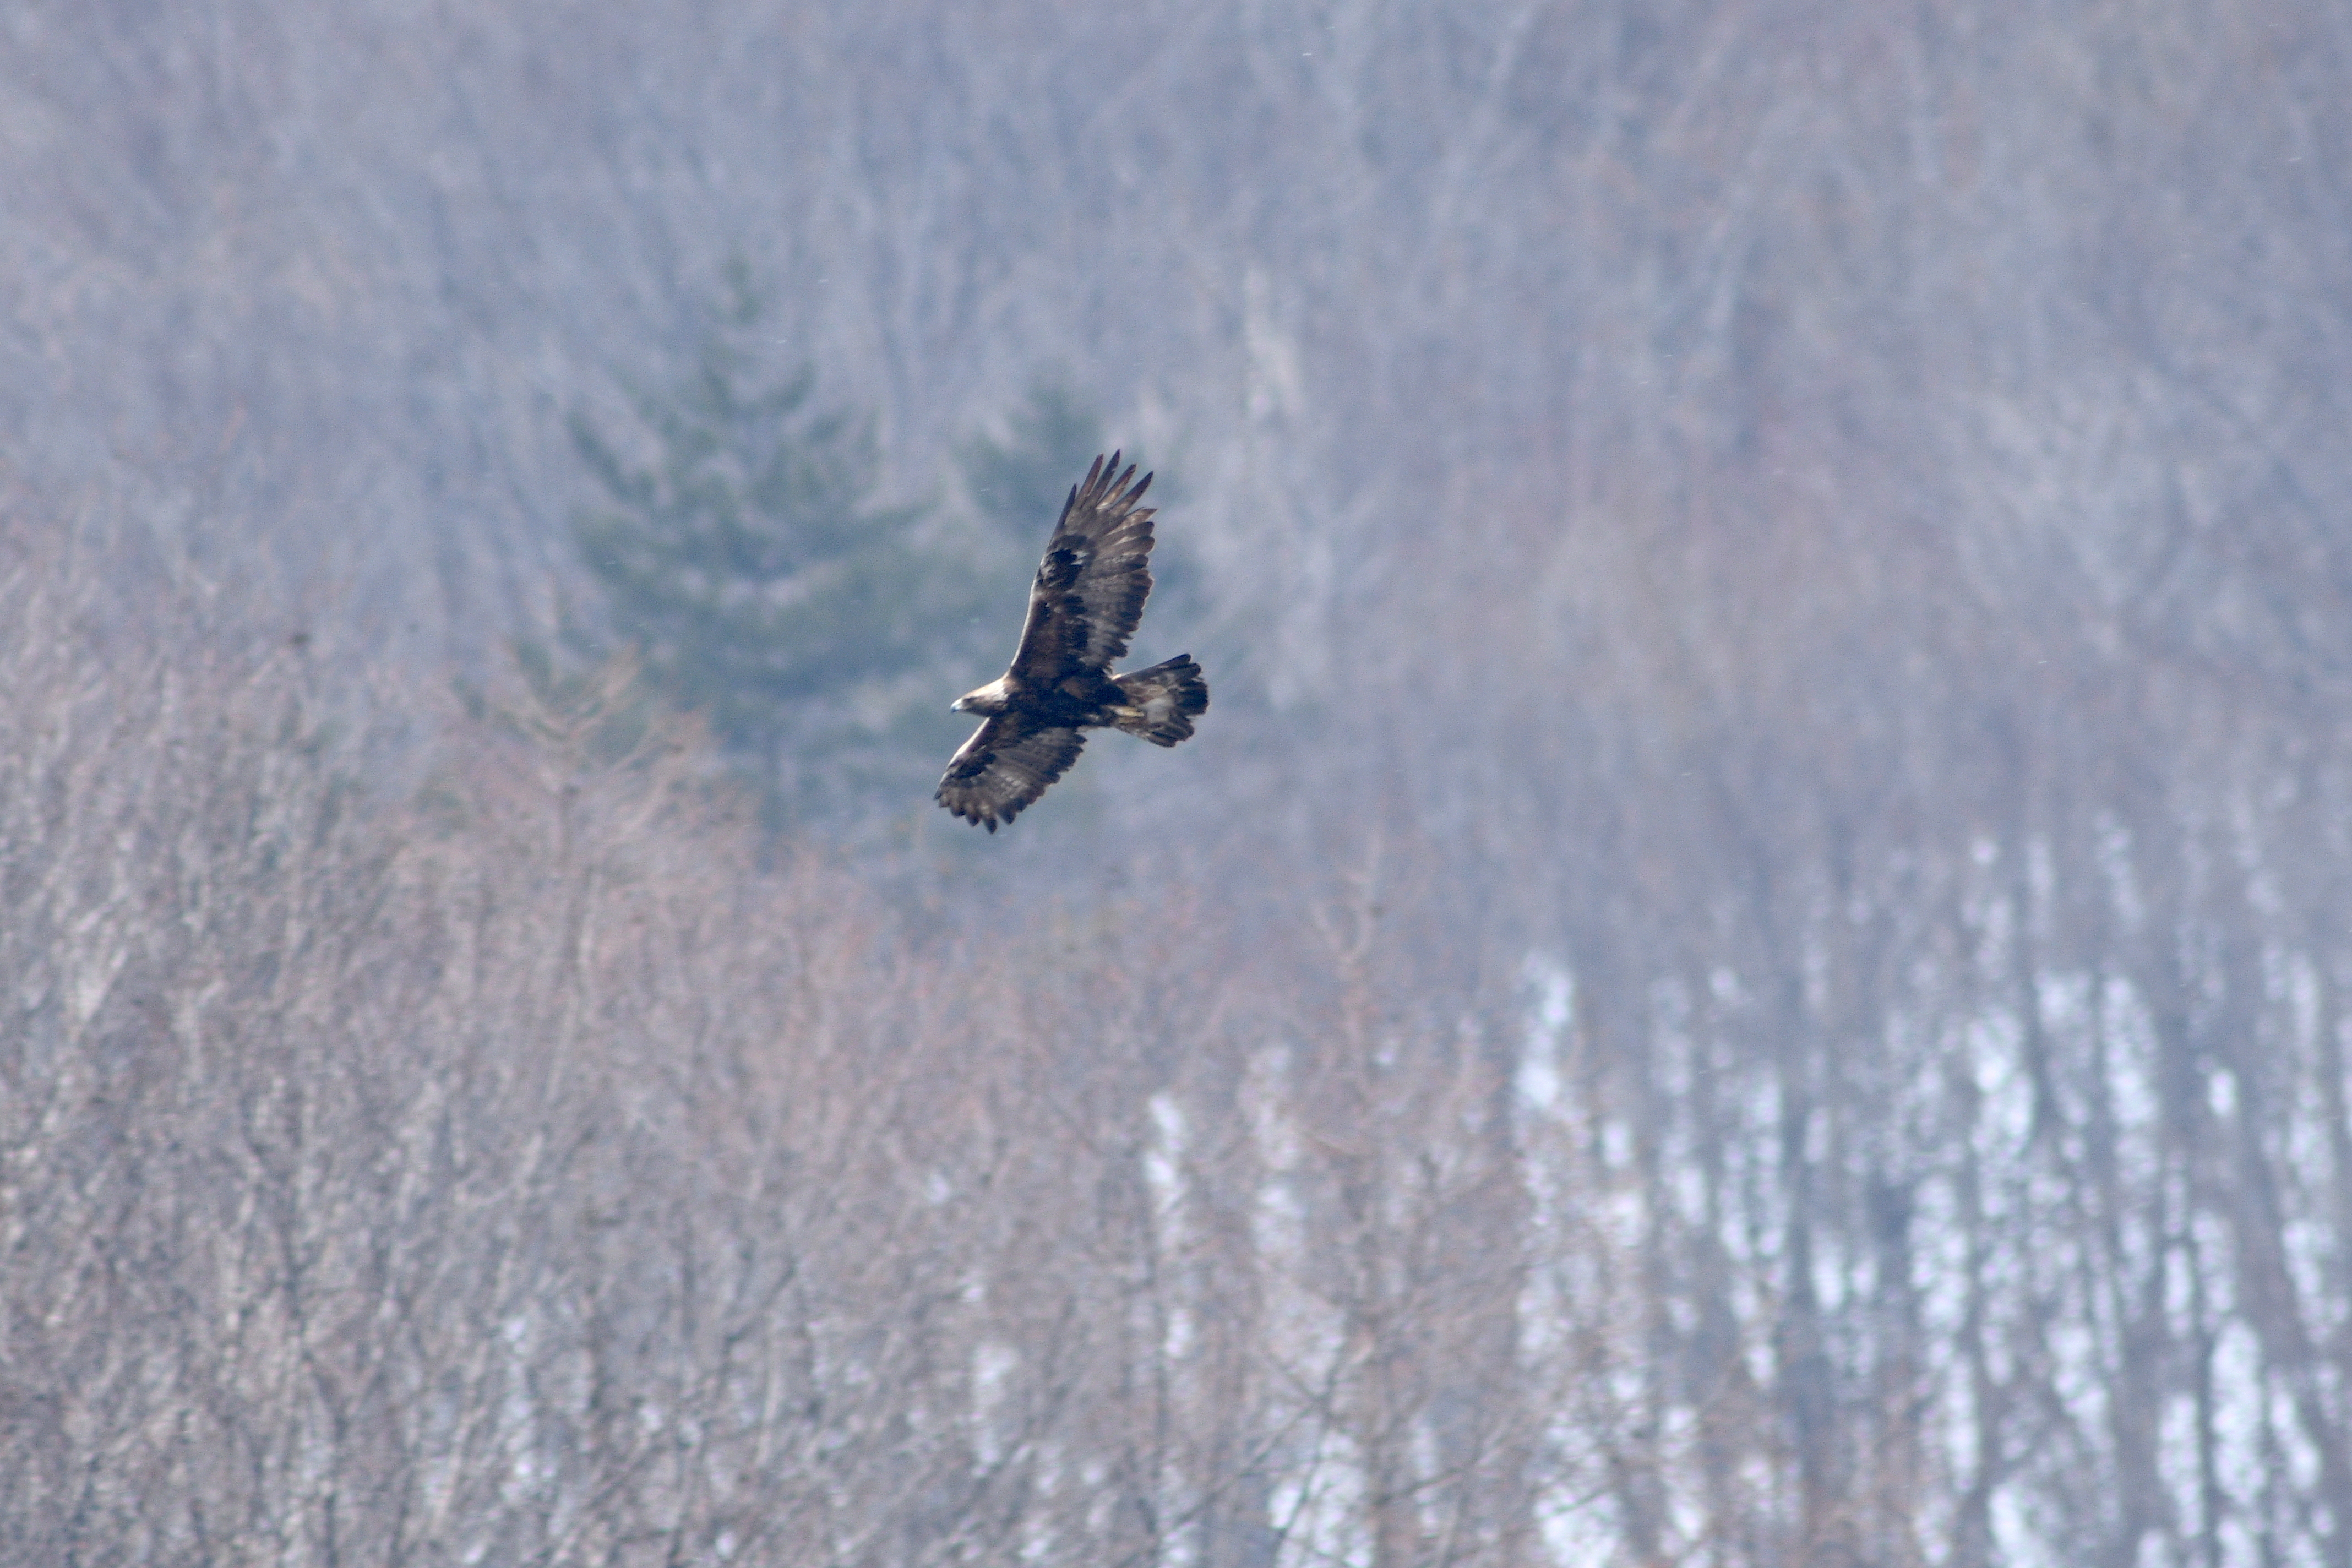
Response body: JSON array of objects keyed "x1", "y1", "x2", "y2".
[{"x1": 936, "y1": 452, "x2": 1208, "y2": 831}]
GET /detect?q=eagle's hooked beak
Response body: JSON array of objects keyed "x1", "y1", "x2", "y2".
[{"x1": 950, "y1": 695, "x2": 971, "y2": 714}]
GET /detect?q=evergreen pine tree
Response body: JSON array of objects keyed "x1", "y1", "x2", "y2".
[
  {"x1": 960, "y1": 379, "x2": 1199, "y2": 651},
  {"x1": 957, "y1": 377, "x2": 1115, "y2": 547},
  {"x1": 570, "y1": 269, "x2": 978, "y2": 816}
]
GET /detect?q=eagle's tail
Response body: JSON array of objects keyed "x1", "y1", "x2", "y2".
[{"x1": 1112, "y1": 655, "x2": 1208, "y2": 747}]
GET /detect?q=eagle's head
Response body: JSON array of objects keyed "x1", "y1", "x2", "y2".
[{"x1": 952, "y1": 677, "x2": 1012, "y2": 716}]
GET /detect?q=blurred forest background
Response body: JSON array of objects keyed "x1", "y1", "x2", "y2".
[{"x1": 6, "y1": 1, "x2": 2351, "y2": 1564}]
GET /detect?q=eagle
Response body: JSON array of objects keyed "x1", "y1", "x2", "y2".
[{"x1": 937, "y1": 451, "x2": 1208, "y2": 831}]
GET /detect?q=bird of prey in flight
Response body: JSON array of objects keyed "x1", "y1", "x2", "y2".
[{"x1": 936, "y1": 453, "x2": 1207, "y2": 831}]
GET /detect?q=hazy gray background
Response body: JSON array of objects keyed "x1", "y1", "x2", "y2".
[{"x1": 6, "y1": 2, "x2": 2350, "y2": 1564}]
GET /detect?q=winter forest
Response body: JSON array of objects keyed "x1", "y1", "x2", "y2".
[{"x1": 6, "y1": 1, "x2": 2351, "y2": 1564}]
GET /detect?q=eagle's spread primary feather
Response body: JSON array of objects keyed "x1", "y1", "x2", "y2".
[{"x1": 936, "y1": 453, "x2": 1208, "y2": 832}]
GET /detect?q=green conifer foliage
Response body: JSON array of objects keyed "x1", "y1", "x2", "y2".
[
  {"x1": 962, "y1": 379, "x2": 1202, "y2": 648},
  {"x1": 958, "y1": 377, "x2": 1113, "y2": 546},
  {"x1": 571, "y1": 273, "x2": 973, "y2": 811}
]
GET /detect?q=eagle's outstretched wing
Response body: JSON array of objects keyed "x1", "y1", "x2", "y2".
[
  {"x1": 935, "y1": 714, "x2": 1088, "y2": 833},
  {"x1": 1006, "y1": 453, "x2": 1157, "y2": 684}
]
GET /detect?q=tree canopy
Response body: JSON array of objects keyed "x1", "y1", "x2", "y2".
[{"x1": 570, "y1": 273, "x2": 981, "y2": 813}]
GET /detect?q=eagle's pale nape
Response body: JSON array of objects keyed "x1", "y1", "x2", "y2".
[{"x1": 935, "y1": 452, "x2": 1208, "y2": 832}]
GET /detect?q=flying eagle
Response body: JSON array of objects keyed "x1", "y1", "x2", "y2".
[{"x1": 937, "y1": 452, "x2": 1207, "y2": 831}]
